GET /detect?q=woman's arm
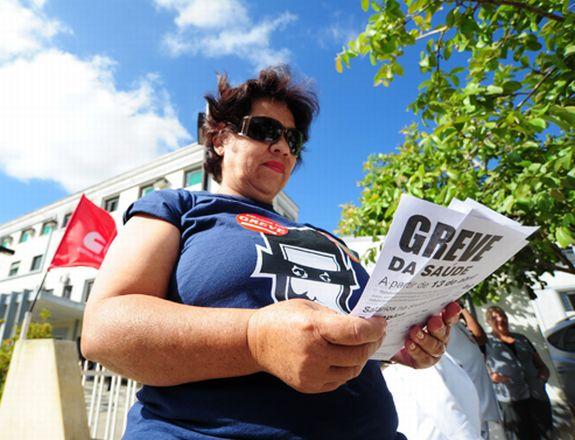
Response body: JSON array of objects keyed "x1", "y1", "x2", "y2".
[
  {"x1": 81, "y1": 214, "x2": 387, "y2": 393},
  {"x1": 81, "y1": 214, "x2": 258, "y2": 385},
  {"x1": 460, "y1": 307, "x2": 487, "y2": 346},
  {"x1": 532, "y1": 349, "x2": 550, "y2": 381}
]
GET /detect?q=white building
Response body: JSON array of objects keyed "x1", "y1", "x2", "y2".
[{"x1": 0, "y1": 142, "x2": 298, "y2": 342}]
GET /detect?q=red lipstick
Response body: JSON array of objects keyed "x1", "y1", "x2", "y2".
[{"x1": 263, "y1": 161, "x2": 285, "y2": 174}]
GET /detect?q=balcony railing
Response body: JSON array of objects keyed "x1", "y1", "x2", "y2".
[{"x1": 80, "y1": 361, "x2": 140, "y2": 440}]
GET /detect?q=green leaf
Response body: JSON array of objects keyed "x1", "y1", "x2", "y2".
[
  {"x1": 502, "y1": 81, "x2": 521, "y2": 93},
  {"x1": 550, "y1": 106, "x2": 575, "y2": 128},
  {"x1": 526, "y1": 37, "x2": 542, "y2": 51},
  {"x1": 361, "y1": 0, "x2": 370, "y2": 12},
  {"x1": 419, "y1": 54, "x2": 430, "y2": 68},
  {"x1": 486, "y1": 85, "x2": 503, "y2": 95},
  {"x1": 446, "y1": 8, "x2": 457, "y2": 27},
  {"x1": 502, "y1": 195, "x2": 514, "y2": 213},
  {"x1": 556, "y1": 227, "x2": 575, "y2": 247},
  {"x1": 527, "y1": 118, "x2": 547, "y2": 130},
  {"x1": 566, "y1": 45, "x2": 575, "y2": 58},
  {"x1": 408, "y1": 0, "x2": 428, "y2": 14},
  {"x1": 554, "y1": 150, "x2": 573, "y2": 172},
  {"x1": 564, "y1": 213, "x2": 575, "y2": 227}
]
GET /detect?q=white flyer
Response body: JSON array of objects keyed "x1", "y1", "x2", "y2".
[{"x1": 351, "y1": 194, "x2": 536, "y2": 360}]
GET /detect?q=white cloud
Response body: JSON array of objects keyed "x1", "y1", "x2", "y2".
[
  {"x1": 0, "y1": 1, "x2": 190, "y2": 192},
  {"x1": 0, "y1": 0, "x2": 68, "y2": 61},
  {"x1": 155, "y1": 0, "x2": 296, "y2": 70},
  {"x1": 0, "y1": 51, "x2": 190, "y2": 192},
  {"x1": 155, "y1": 0, "x2": 249, "y2": 29},
  {"x1": 315, "y1": 11, "x2": 359, "y2": 50}
]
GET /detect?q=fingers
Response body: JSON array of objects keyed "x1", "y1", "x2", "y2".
[
  {"x1": 327, "y1": 338, "x2": 384, "y2": 367},
  {"x1": 394, "y1": 302, "x2": 461, "y2": 370},
  {"x1": 315, "y1": 312, "x2": 387, "y2": 346},
  {"x1": 442, "y1": 301, "x2": 462, "y2": 326},
  {"x1": 408, "y1": 325, "x2": 446, "y2": 358},
  {"x1": 427, "y1": 315, "x2": 449, "y2": 342},
  {"x1": 404, "y1": 342, "x2": 436, "y2": 369}
]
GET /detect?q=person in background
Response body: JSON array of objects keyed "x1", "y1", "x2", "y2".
[
  {"x1": 447, "y1": 303, "x2": 502, "y2": 439},
  {"x1": 384, "y1": 347, "x2": 484, "y2": 440},
  {"x1": 485, "y1": 306, "x2": 552, "y2": 440},
  {"x1": 386, "y1": 302, "x2": 503, "y2": 440}
]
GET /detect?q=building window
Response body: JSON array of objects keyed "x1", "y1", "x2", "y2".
[
  {"x1": 560, "y1": 290, "x2": 575, "y2": 312},
  {"x1": 1, "y1": 236, "x2": 12, "y2": 248},
  {"x1": 30, "y1": 255, "x2": 43, "y2": 271},
  {"x1": 61, "y1": 212, "x2": 72, "y2": 228},
  {"x1": 41, "y1": 221, "x2": 57, "y2": 236},
  {"x1": 19, "y1": 228, "x2": 35, "y2": 243},
  {"x1": 83, "y1": 279, "x2": 95, "y2": 302},
  {"x1": 103, "y1": 196, "x2": 119, "y2": 212},
  {"x1": 8, "y1": 261, "x2": 20, "y2": 277},
  {"x1": 139, "y1": 184, "x2": 155, "y2": 198},
  {"x1": 184, "y1": 169, "x2": 203, "y2": 190},
  {"x1": 62, "y1": 285, "x2": 73, "y2": 300}
]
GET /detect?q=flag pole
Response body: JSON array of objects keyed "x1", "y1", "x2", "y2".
[
  {"x1": 19, "y1": 270, "x2": 50, "y2": 340},
  {"x1": 19, "y1": 223, "x2": 56, "y2": 340}
]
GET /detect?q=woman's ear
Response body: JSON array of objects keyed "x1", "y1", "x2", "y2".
[
  {"x1": 213, "y1": 124, "x2": 229, "y2": 156},
  {"x1": 214, "y1": 142, "x2": 225, "y2": 157}
]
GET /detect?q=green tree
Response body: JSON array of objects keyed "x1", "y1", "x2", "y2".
[
  {"x1": 0, "y1": 309, "x2": 53, "y2": 399},
  {"x1": 337, "y1": 0, "x2": 575, "y2": 303}
]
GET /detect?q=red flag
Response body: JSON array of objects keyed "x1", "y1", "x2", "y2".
[{"x1": 49, "y1": 194, "x2": 117, "y2": 270}]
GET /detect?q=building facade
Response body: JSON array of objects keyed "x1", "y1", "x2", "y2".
[{"x1": 0, "y1": 143, "x2": 298, "y2": 342}]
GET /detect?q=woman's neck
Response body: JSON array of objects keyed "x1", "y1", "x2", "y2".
[{"x1": 493, "y1": 329, "x2": 514, "y2": 343}]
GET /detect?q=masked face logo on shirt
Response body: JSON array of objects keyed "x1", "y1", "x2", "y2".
[{"x1": 252, "y1": 227, "x2": 360, "y2": 314}]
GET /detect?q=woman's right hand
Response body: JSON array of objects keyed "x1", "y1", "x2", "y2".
[{"x1": 247, "y1": 299, "x2": 386, "y2": 394}]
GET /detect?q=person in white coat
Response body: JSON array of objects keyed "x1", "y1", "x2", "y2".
[
  {"x1": 384, "y1": 352, "x2": 482, "y2": 440},
  {"x1": 383, "y1": 305, "x2": 501, "y2": 440}
]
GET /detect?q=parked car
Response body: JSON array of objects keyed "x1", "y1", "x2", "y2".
[{"x1": 544, "y1": 317, "x2": 575, "y2": 409}]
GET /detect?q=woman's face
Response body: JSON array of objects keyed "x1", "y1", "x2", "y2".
[
  {"x1": 216, "y1": 99, "x2": 298, "y2": 204},
  {"x1": 488, "y1": 310, "x2": 509, "y2": 334}
]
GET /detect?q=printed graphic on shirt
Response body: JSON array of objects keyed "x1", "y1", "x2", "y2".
[
  {"x1": 252, "y1": 226, "x2": 360, "y2": 313},
  {"x1": 236, "y1": 213, "x2": 288, "y2": 236}
]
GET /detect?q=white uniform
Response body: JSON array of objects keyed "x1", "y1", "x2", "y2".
[
  {"x1": 447, "y1": 322, "x2": 502, "y2": 426},
  {"x1": 384, "y1": 353, "x2": 482, "y2": 440}
]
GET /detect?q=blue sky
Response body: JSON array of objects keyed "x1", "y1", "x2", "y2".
[{"x1": 0, "y1": 0, "x2": 427, "y2": 232}]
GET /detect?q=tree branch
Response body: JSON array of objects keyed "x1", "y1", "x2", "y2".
[
  {"x1": 517, "y1": 67, "x2": 557, "y2": 109},
  {"x1": 417, "y1": 26, "x2": 449, "y2": 40},
  {"x1": 472, "y1": 0, "x2": 566, "y2": 22},
  {"x1": 550, "y1": 242, "x2": 575, "y2": 273},
  {"x1": 542, "y1": 263, "x2": 575, "y2": 275},
  {"x1": 436, "y1": 29, "x2": 447, "y2": 73}
]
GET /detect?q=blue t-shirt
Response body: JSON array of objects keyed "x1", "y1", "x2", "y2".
[{"x1": 122, "y1": 190, "x2": 403, "y2": 440}]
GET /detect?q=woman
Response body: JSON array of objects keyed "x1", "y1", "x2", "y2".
[
  {"x1": 82, "y1": 66, "x2": 461, "y2": 439},
  {"x1": 485, "y1": 306, "x2": 552, "y2": 439}
]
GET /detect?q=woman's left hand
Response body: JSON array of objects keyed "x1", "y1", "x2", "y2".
[{"x1": 391, "y1": 302, "x2": 461, "y2": 369}]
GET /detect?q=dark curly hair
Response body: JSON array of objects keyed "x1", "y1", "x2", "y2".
[{"x1": 203, "y1": 65, "x2": 319, "y2": 183}]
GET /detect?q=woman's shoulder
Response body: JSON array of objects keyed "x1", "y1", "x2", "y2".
[{"x1": 123, "y1": 189, "x2": 199, "y2": 228}]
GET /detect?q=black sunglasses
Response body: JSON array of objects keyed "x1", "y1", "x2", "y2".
[{"x1": 236, "y1": 116, "x2": 305, "y2": 158}]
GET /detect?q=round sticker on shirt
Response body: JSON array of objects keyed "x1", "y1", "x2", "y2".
[{"x1": 236, "y1": 213, "x2": 288, "y2": 236}]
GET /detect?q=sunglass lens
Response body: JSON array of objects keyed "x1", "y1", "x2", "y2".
[
  {"x1": 285, "y1": 129, "x2": 303, "y2": 156},
  {"x1": 248, "y1": 117, "x2": 282, "y2": 144}
]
